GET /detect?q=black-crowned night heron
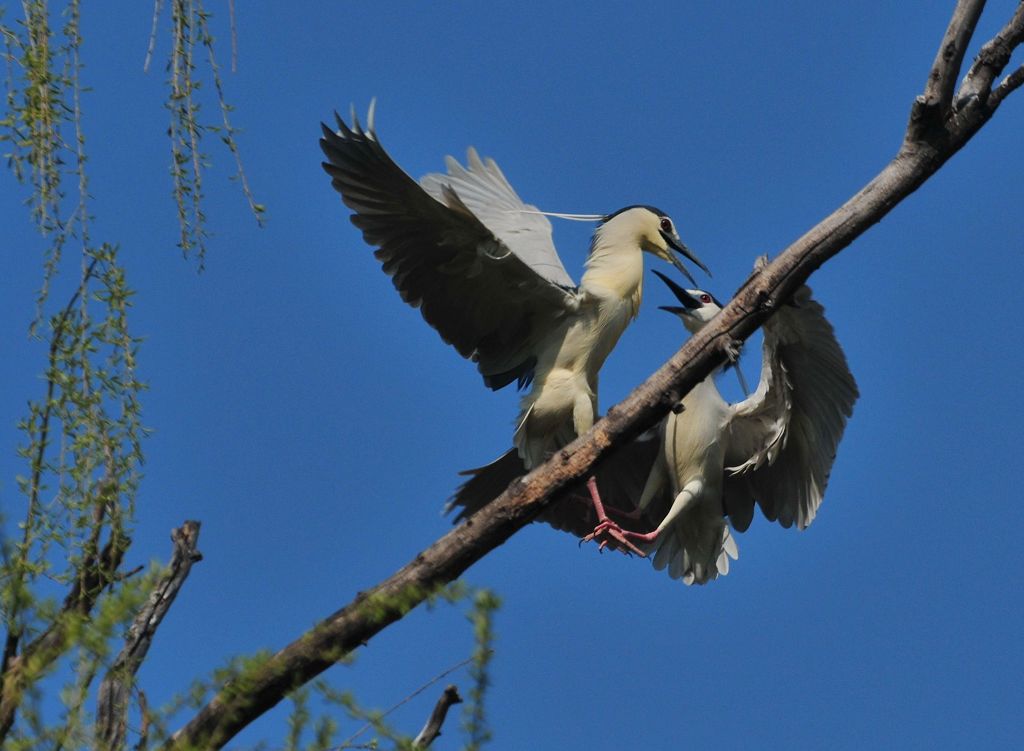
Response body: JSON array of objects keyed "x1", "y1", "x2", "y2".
[
  {"x1": 320, "y1": 105, "x2": 709, "y2": 548},
  {"x1": 594, "y1": 265, "x2": 858, "y2": 582},
  {"x1": 451, "y1": 261, "x2": 858, "y2": 584}
]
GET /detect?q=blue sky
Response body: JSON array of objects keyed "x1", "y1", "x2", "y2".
[{"x1": 2, "y1": 1, "x2": 1023, "y2": 748}]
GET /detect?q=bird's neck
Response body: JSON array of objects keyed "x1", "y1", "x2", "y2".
[
  {"x1": 579, "y1": 225, "x2": 644, "y2": 316},
  {"x1": 678, "y1": 370, "x2": 727, "y2": 414}
]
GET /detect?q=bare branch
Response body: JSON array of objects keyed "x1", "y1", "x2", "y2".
[
  {"x1": 958, "y1": 1, "x2": 1024, "y2": 106},
  {"x1": 991, "y1": 62, "x2": 1024, "y2": 107},
  {"x1": 413, "y1": 685, "x2": 462, "y2": 749},
  {"x1": 97, "y1": 521, "x2": 202, "y2": 751},
  {"x1": 923, "y1": 0, "x2": 985, "y2": 109},
  {"x1": 908, "y1": 0, "x2": 989, "y2": 144},
  {"x1": 229, "y1": 0, "x2": 238, "y2": 72},
  {"x1": 164, "y1": 5, "x2": 1024, "y2": 749},
  {"x1": 144, "y1": 0, "x2": 164, "y2": 73}
]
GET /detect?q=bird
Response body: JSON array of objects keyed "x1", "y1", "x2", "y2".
[
  {"x1": 452, "y1": 262, "x2": 858, "y2": 584},
  {"x1": 585, "y1": 264, "x2": 859, "y2": 583},
  {"x1": 320, "y1": 104, "x2": 710, "y2": 548}
]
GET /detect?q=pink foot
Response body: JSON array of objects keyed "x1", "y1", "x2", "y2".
[{"x1": 579, "y1": 477, "x2": 649, "y2": 557}]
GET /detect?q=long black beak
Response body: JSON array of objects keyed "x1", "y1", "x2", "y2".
[
  {"x1": 660, "y1": 230, "x2": 710, "y2": 286},
  {"x1": 652, "y1": 269, "x2": 701, "y2": 315}
]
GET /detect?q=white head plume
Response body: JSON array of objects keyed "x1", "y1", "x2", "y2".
[{"x1": 506, "y1": 209, "x2": 604, "y2": 222}]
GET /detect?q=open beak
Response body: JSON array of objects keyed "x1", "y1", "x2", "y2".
[
  {"x1": 660, "y1": 230, "x2": 710, "y2": 286},
  {"x1": 652, "y1": 269, "x2": 701, "y2": 316}
]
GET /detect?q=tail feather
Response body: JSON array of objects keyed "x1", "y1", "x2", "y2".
[
  {"x1": 650, "y1": 510, "x2": 739, "y2": 586},
  {"x1": 446, "y1": 449, "x2": 525, "y2": 522}
]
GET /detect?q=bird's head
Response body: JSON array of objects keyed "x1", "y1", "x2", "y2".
[
  {"x1": 600, "y1": 206, "x2": 709, "y2": 286},
  {"x1": 652, "y1": 269, "x2": 724, "y2": 334}
]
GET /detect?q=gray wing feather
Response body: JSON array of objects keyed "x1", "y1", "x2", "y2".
[
  {"x1": 320, "y1": 113, "x2": 576, "y2": 390},
  {"x1": 723, "y1": 285, "x2": 858, "y2": 530},
  {"x1": 445, "y1": 449, "x2": 524, "y2": 524},
  {"x1": 420, "y1": 148, "x2": 576, "y2": 289}
]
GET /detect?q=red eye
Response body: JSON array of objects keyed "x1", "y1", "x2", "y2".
[
  {"x1": 659, "y1": 217, "x2": 672, "y2": 232},
  {"x1": 700, "y1": 294, "x2": 712, "y2": 304}
]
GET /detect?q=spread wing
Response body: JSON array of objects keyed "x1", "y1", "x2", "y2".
[
  {"x1": 722, "y1": 285, "x2": 858, "y2": 531},
  {"x1": 321, "y1": 109, "x2": 578, "y2": 390},
  {"x1": 419, "y1": 148, "x2": 575, "y2": 288}
]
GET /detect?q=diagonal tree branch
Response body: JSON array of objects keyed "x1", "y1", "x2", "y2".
[
  {"x1": 97, "y1": 521, "x2": 202, "y2": 751},
  {"x1": 164, "y1": 4, "x2": 1024, "y2": 749}
]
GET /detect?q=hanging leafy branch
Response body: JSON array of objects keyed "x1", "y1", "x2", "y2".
[
  {"x1": 1, "y1": 0, "x2": 147, "y2": 738},
  {"x1": 2, "y1": 6, "x2": 494, "y2": 748},
  {"x1": 154, "y1": 0, "x2": 265, "y2": 269},
  {"x1": 0, "y1": 0, "x2": 259, "y2": 746}
]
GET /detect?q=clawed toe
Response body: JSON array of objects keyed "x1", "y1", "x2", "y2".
[{"x1": 581, "y1": 521, "x2": 647, "y2": 557}]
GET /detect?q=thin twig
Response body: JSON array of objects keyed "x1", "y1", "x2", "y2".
[
  {"x1": 335, "y1": 655, "x2": 476, "y2": 749},
  {"x1": 228, "y1": 0, "x2": 237, "y2": 72},
  {"x1": 196, "y1": 6, "x2": 264, "y2": 226},
  {"x1": 991, "y1": 62, "x2": 1024, "y2": 107},
  {"x1": 134, "y1": 690, "x2": 151, "y2": 751},
  {"x1": 144, "y1": 0, "x2": 164, "y2": 73}
]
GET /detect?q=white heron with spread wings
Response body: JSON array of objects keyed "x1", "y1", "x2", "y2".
[
  {"x1": 320, "y1": 105, "x2": 709, "y2": 546},
  {"x1": 592, "y1": 267, "x2": 859, "y2": 583}
]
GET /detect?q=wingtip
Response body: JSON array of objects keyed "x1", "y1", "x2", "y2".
[
  {"x1": 332, "y1": 110, "x2": 352, "y2": 138},
  {"x1": 349, "y1": 103, "x2": 362, "y2": 135},
  {"x1": 330, "y1": 103, "x2": 379, "y2": 141},
  {"x1": 366, "y1": 97, "x2": 377, "y2": 136}
]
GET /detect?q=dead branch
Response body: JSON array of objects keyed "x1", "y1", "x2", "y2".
[
  {"x1": 413, "y1": 685, "x2": 462, "y2": 749},
  {"x1": 922, "y1": 0, "x2": 984, "y2": 111},
  {"x1": 96, "y1": 521, "x2": 202, "y2": 751},
  {"x1": 165, "y1": 4, "x2": 1024, "y2": 749}
]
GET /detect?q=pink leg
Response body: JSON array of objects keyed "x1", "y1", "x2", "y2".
[
  {"x1": 566, "y1": 489, "x2": 644, "y2": 522},
  {"x1": 580, "y1": 477, "x2": 650, "y2": 556}
]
